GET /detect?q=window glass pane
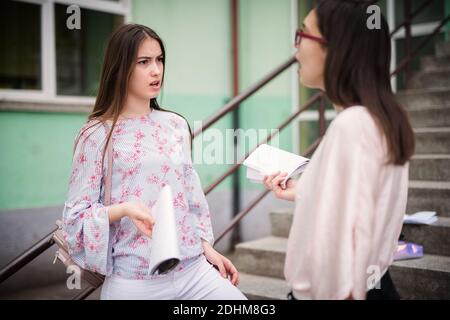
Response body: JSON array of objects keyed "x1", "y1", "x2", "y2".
[
  {"x1": 0, "y1": 0, "x2": 41, "y2": 90},
  {"x1": 55, "y1": 4, "x2": 123, "y2": 96}
]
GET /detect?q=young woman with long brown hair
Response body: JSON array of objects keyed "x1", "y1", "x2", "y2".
[
  {"x1": 62, "y1": 24, "x2": 246, "y2": 300},
  {"x1": 264, "y1": 0, "x2": 415, "y2": 300}
]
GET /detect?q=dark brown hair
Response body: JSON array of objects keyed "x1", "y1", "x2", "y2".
[{"x1": 315, "y1": 0, "x2": 415, "y2": 165}]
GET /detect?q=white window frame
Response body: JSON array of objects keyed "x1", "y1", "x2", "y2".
[{"x1": 0, "y1": 0, "x2": 131, "y2": 105}]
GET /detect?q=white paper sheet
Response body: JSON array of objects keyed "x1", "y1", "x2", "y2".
[{"x1": 403, "y1": 211, "x2": 438, "y2": 225}]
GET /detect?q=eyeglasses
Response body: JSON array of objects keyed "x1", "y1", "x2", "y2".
[{"x1": 295, "y1": 29, "x2": 326, "y2": 47}]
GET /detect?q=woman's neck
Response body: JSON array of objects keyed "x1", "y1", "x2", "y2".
[
  {"x1": 334, "y1": 105, "x2": 344, "y2": 113},
  {"x1": 122, "y1": 96, "x2": 152, "y2": 117}
]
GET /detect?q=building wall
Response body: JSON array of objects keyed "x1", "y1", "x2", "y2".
[{"x1": 0, "y1": 112, "x2": 87, "y2": 209}]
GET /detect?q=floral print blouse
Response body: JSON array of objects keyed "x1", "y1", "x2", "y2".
[{"x1": 62, "y1": 109, "x2": 214, "y2": 279}]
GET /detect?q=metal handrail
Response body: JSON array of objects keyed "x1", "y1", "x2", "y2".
[
  {"x1": 193, "y1": 56, "x2": 297, "y2": 138},
  {"x1": 204, "y1": 93, "x2": 323, "y2": 196},
  {"x1": 214, "y1": 135, "x2": 323, "y2": 244},
  {"x1": 390, "y1": 0, "x2": 434, "y2": 37},
  {"x1": 392, "y1": 14, "x2": 450, "y2": 77},
  {"x1": 0, "y1": 228, "x2": 57, "y2": 283}
]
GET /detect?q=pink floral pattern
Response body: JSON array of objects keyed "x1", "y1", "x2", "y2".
[{"x1": 62, "y1": 110, "x2": 213, "y2": 279}]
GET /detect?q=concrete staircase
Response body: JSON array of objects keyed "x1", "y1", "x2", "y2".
[{"x1": 234, "y1": 41, "x2": 450, "y2": 300}]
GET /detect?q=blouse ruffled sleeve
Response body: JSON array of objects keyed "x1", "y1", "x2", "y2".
[{"x1": 62, "y1": 121, "x2": 118, "y2": 275}]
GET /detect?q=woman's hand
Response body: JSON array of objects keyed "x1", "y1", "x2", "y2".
[
  {"x1": 202, "y1": 240, "x2": 239, "y2": 286},
  {"x1": 109, "y1": 201, "x2": 155, "y2": 237},
  {"x1": 263, "y1": 171, "x2": 297, "y2": 202}
]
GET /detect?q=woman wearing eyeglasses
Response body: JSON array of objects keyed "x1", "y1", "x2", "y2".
[{"x1": 264, "y1": 0, "x2": 414, "y2": 300}]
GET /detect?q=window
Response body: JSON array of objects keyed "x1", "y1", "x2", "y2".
[
  {"x1": 0, "y1": 0, "x2": 129, "y2": 103},
  {"x1": 55, "y1": 4, "x2": 123, "y2": 96},
  {"x1": 0, "y1": 1, "x2": 41, "y2": 90}
]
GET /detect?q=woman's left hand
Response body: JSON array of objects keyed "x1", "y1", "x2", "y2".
[{"x1": 202, "y1": 240, "x2": 239, "y2": 286}]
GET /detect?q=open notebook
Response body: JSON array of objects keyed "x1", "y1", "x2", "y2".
[
  {"x1": 148, "y1": 185, "x2": 181, "y2": 275},
  {"x1": 243, "y1": 144, "x2": 309, "y2": 188}
]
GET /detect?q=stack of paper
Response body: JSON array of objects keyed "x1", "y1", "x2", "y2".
[
  {"x1": 243, "y1": 144, "x2": 309, "y2": 188},
  {"x1": 403, "y1": 211, "x2": 438, "y2": 225},
  {"x1": 148, "y1": 185, "x2": 181, "y2": 275}
]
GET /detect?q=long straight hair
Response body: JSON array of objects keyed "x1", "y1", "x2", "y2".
[
  {"x1": 315, "y1": 0, "x2": 415, "y2": 165},
  {"x1": 77, "y1": 24, "x2": 191, "y2": 169}
]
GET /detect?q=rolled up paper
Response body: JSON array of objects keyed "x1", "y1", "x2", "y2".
[{"x1": 148, "y1": 185, "x2": 181, "y2": 275}]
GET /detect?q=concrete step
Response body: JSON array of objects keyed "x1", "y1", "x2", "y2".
[
  {"x1": 407, "y1": 69, "x2": 450, "y2": 90},
  {"x1": 234, "y1": 237, "x2": 450, "y2": 299},
  {"x1": 397, "y1": 88, "x2": 450, "y2": 111},
  {"x1": 238, "y1": 273, "x2": 289, "y2": 300},
  {"x1": 414, "y1": 127, "x2": 450, "y2": 154},
  {"x1": 410, "y1": 154, "x2": 450, "y2": 181},
  {"x1": 408, "y1": 106, "x2": 450, "y2": 128},
  {"x1": 421, "y1": 56, "x2": 450, "y2": 72},
  {"x1": 271, "y1": 210, "x2": 450, "y2": 257},
  {"x1": 270, "y1": 209, "x2": 293, "y2": 238},
  {"x1": 234, "y1": 237, "x2": 286, "y2": 279},
  {"x1": 390, "y1": 254, "x2": 450, "y2": 299},
  {"x1": 401, "y1": 217, "x2": 450, "y2": 257},
  {"x1": 436, "y1": 41, "x2": 450, "y2": 58},
  {"x1": 407, "y1": 180, "x2": 450, "y2": 217}
]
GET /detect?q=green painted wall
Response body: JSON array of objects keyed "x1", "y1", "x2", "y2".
[
  {"x1": 0, "y1": 112, "x2": 87, "y2": 209},
  {"x1": 238, "y1": 0, "x2": 293, "y2": 190}
]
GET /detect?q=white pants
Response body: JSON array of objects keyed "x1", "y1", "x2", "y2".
[{"x1": 100, "y1": 255, "x2": 247, "y2": 300}]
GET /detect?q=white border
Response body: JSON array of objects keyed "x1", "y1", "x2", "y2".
[{"x1": 0, "y1": 0, "x2": 129, "y2": 104}]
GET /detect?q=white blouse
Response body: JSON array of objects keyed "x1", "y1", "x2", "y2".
[{"x1": 284, "y1": 106, "x2": 409, "y2": 300}]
